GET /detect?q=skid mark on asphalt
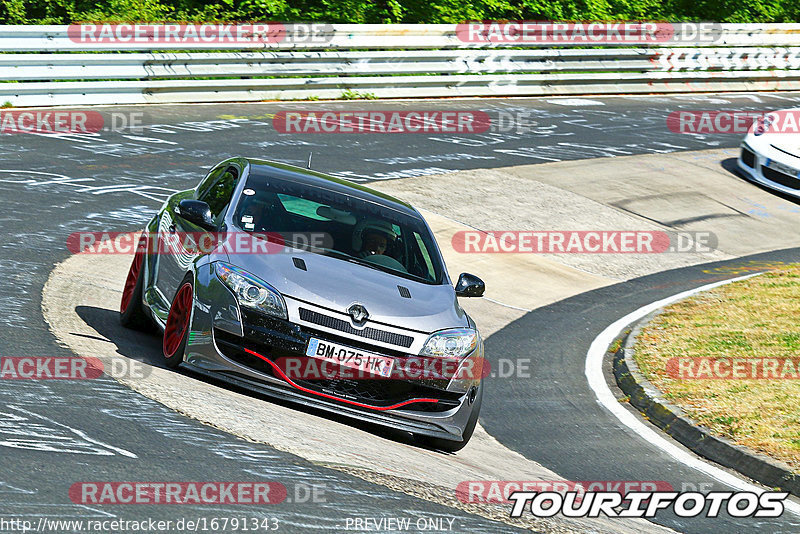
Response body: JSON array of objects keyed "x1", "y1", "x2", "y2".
[
  {"x1": 0, "y1": 405, "x2": 137, "y2": 458},
  {"x1": 0, "y1": 372, "x2": 525, "y2": 532},
  {"x1": 0, "y1": 169, "x2": 178, "y2": 203},
  {"x1": 0, "y1": 482, "x2": 36, "y2": 494},
  {"x1": 0, "y1": 482, "x2": 116, "y2": 525},
  {"x1": 10, "y1": 503, "x2": 115, "y2": 518}
]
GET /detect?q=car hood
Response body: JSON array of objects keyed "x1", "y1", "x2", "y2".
[
  {"x1": 758, "y1": 133, "x2": 800, "y2": 157},
  {"x1": 222, "y1": 246, "x2": 467, "y2": 333},
  {"x1": 746, "y1": 109, "x2": 800, "y2": 156}
]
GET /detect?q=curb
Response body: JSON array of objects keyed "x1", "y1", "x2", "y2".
[{"x1": 612, "y1": 310, "x2": 800, "y2": 496}]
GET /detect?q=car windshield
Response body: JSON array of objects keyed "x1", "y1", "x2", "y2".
[{"x1": 231, "y1": 169, "x2": 445, "y2": 284}]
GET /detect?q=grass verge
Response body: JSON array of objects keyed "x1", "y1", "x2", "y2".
[{"x1": 633, "y1": 265, "x2": 800, "y2": 472}]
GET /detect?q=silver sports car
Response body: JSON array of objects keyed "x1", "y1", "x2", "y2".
[{"x1": 120, "y1": 157, "x2": 486, "y2": 451}]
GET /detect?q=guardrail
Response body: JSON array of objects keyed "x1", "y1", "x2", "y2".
[{"x1": 2, "y1": 24, "x2": 800, "y2": 106}]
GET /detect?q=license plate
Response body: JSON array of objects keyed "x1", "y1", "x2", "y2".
[
  {"x1": 305, "y1": 338, "x2": 394, "y2": 377},
  {"x1": 767, "y1": 159, "x2": 800, "y2": 177}
]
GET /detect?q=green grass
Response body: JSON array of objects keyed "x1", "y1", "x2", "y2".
[
  {"x1": 634, "y1": 265, "x2": 800, "y2": 472},
  {"x1": 340, "y1": 89, "x2": 378, "y2": 100}
]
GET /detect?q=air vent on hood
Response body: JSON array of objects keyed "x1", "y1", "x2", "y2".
[
  {"x1": 292, "y1": 257, "x2": 307, "y2": 271},
  {"x1": 397, "y1": 285, "x2": 411, "y2": 298}
]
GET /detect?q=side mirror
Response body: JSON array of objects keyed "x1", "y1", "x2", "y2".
[
  {"x1": 177, "y1": 199, "x2": 215, "y2": 230},
  {"x1": 455, "y1": 273, "x2": 485, "y2": 297}
]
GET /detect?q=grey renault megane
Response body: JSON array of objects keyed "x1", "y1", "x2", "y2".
[{"x1": 120, "y1": 157, "x2": 486, "y2": 451}]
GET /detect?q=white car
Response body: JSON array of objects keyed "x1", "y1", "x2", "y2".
[{"x1": 738, "y1": 108, "x2": 800, "y2": 197}]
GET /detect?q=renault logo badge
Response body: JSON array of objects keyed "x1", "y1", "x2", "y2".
[{"x1": 348, "y1": 304, "x2": 369, "y2": 324}]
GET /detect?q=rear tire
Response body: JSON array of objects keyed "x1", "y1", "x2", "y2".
[
  {"x1": 163, "y1": 278, "x2": 193, "y2": 369},
  {"x1": 120, "y1": 233, "x2": 150, "y2": 330},
  {"x1": 417, "y1": 382, "x2": 483, "y2": 453}
]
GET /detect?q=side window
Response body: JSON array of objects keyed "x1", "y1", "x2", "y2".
[
  {"x1": 199, "y1": 167, "x2": 239, "y2": 222},
  {"x1": 196, "y1": 165, "x2": 225, "y2": 199}
]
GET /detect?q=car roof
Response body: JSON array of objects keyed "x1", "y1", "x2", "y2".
[{"x1": 244, "y1": 158, "x2": 418, "y2": 217}]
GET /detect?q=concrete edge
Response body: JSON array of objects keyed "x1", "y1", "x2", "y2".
[{"x1": 611, "y1": 310, "x2": 800, "y2": 496}]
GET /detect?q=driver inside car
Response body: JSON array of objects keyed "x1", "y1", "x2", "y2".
[{"x1": 352, "y1": 218, "x2": 398, "y2": 258}]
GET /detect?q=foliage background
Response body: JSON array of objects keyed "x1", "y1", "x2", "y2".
[{"x1": 0, "y1": 0, "x2": 797, "y2": 24}]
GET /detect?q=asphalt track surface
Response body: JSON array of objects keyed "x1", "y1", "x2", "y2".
[{"x1": 3, "y1": 93, "x2": 800, "y2": 533}]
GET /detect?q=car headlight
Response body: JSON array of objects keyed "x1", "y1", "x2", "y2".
[
  {"x1": 214, "y1": 262, "x2": 287, "y2": 320},
  {"x1": 420, "y1": 328, "x2": 478, "y2": 359}
]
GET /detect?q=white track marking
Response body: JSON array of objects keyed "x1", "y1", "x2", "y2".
[
  {"x1": 0, "y1": 482, "x2": 35, "y2": 494},
  {"x1": 0, "y1": 169, "x2": 176, "y2": 202},
  {"x1": 584, "y1": 273, "x2": 800, "y2": 516},
  {"x1": 0, "y1": 169, "x2": 92, "y2": 186},
  {"x1": 546, "y1": 98, "x2": 605, "y2": 106},
  {"x1": 8, "y1": 406, "x2": 137, "y2": 459}
]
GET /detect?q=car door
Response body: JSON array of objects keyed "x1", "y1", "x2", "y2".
[{"x1": 155, "y1": 162, "x2": 240, "y2": 307}]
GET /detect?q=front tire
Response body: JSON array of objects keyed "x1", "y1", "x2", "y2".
[
  {"x1": 418, "y1": 382, "x2": 483, "y2": 453},
  {"x1": 163, "y1": 278, "x2": 193, "y2": 369},
  {"x1": 120, "y1": 233, "x2": 150, "y2": 330}
]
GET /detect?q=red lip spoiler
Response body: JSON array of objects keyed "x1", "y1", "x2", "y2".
[{"x1": 243, "y1": 348, "x2": 439, "y2": 411}]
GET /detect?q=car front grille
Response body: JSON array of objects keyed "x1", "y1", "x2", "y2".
[
  {"x1": 740, "y1": 146, "x2": 756, "y2": 168},
  {"x1": 299, "y1": 308, "x2": 414, "y2": 348},
  {"x1": 761, "y1": 164, "x2": 800, "y2": 190}
]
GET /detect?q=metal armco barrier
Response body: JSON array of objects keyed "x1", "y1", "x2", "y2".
[{"x1": 1, "y1": 24, "x2": 800, "y2": 106}]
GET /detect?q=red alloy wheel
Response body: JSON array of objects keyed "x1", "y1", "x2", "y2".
[
  {"x1": 163, "y1": 283, "x2": 193, "y2": 358},
  {"x1": 120, "y1": 236, "x2": 146, "y2": 314}
]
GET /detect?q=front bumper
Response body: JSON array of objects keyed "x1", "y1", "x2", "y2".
[
  {"x1": 183, "y1": 272, "x2": 482, "y2": 441},
  {"x1": 737, "y1": 141, "x2": 800, "y2": 198}
]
